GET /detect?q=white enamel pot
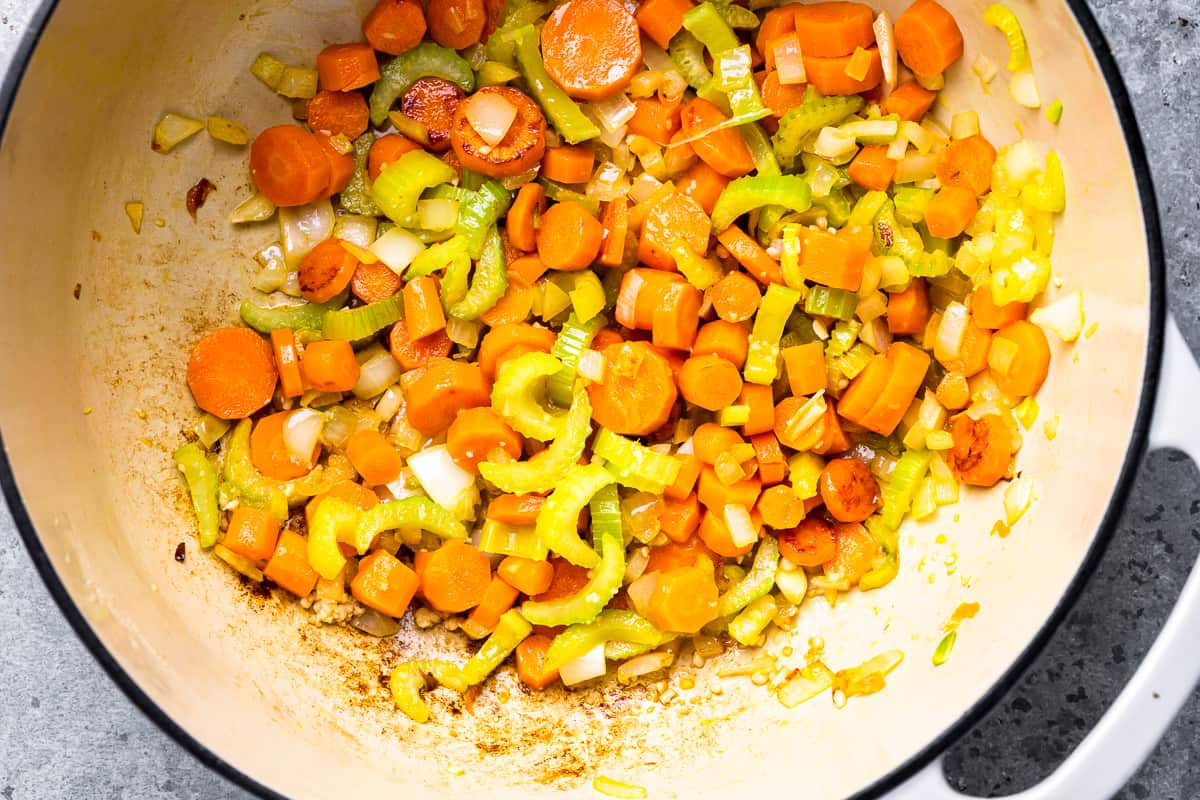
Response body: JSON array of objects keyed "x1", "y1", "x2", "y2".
[{"x1": 0, "y1": 1, "x2": 1194, "y2": 798}]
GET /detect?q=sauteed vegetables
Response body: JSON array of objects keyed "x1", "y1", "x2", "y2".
[{"x1": 171, "y1": 0, "x2": 1074, "y2": 717}]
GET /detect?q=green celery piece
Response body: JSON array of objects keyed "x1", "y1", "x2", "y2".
[
  {"x1": 446, "y1": 225, "x2": 508, "y2": 320},
  {"x1": 521, "y1": 485, "x2": 624, "y2": 626},
  {"x1": 512, "y1": 25, "x2": 600, "y2": 144},
  {"x1": 544, "y1": 610, "x2": 664, "y2": 673},
  {"x1": 339, "y1": 134, "x2": 381, "y2": 216},
  {"x1": 773, "y1": 88, "x2": 865, "y2": 169},
  {"x1": 407, "y1": 235, "x2": 468, "y2": 280},
  {"x1": 811, "y1": 187, "x2": 853, "y2": 229},
  {"x1": 711, "y1": 174, "x2": 813, "y2": 232},
  {"x1": 353, "y1": 497, "x2": 468, "y2": 555},
  {"x1": 307, "y1": 496, "x2": 362, "y2": 580},
  {"x1": 457, "y1": 181, "x2": 513, "y2": 259},
  {"x1": 172, "y1": 444, "x2": 220, "y2": 548},
  {"x1": 592, "y1": 429, "x2": 682, "y2": 493},
  {"x1": 547, "y1": 312, "x2": 605, "y2": 407},
  {"x1": 222, "y1": 420, "x2": 287, "y2": 521},
  {"x1": 369, "y1": 42, "x2": 475, "y2": 126},
  {"x1": 718, "y1": 535, "x2": 780, "y2": 618},
  {"x1": 239, "y1": 292, "x2": 347, "y2": 334},
  {"x1": 535, "y1": 464, "x2": 614, "y2": 568},
  {"x1": 728, "y1": 594, "x2": 778, "y2": 647},
  {"x1": 605, "y1": 635, "x2": 677, "y2": 661},
  {"x1": 491, "y1": 351, "x2": 570, "y2": 441},
  {"x1": 539, "y1": 179, "x2": 600, "y2": 215},
  {"x1": 881, "y1": 449, "x2": 931, "y2": 529},
  {"x1": 804, "y1": 285, "x2": 858, "y2": 321},
  {"x1": 745, "y1": 283, "x2": 802, "y2": 385},
  {"x1": 893, "y1": 186, "x2": 935, "y2": 225},
  {"x1": 683, "y1": 2, "x2": 740, "y2": 55},
  {"x1": 1021, "y1": 151, "x2": 1066, "y2": 213},
  {"x1": 668, "y1": 31, "x2": 713, "y2": 90},
  {"x1": 478, "y1": 381, "x2": 592, "y2": 494},
  {"x1": 713, "y1": 1, "x2": 760, "y2": 28},
  {"x1": 322, "y1": 295, "x2": 404, "y2": 340},
  {"x1": 371, "y1": 151, "x2": 458, "y2": 223},
  {"x1": 390, "y1": 660, "x2": 466, "y2": 722},
  {"x1": 460, "y1": 610, "x2": 533, "y2": 685},
  {"x1": 872, "y1": 199, "x2": 925, "y2": 265}
]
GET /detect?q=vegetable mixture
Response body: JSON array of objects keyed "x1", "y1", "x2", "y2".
[{"x1": 171, "y1": 0, "x2": 1075, "y2": 719}]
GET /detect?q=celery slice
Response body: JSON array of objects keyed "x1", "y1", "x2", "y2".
[
  {"x1": 544, "y1": 610, "x2": 664, "y2": 673},
  {"x1": 371, "y1": 151, "x2": 458, "y2": 223},
  {"x1": 593, "y1": 429, "x2": 682, "y2": 493},
  {"x1": 536, "y1": 464, "x2": 614, "y2": 568},
  {"x1": 548, "y1": 313, "x2": 604, "y2": 407},
  {"x1": 479, "y1": 381, "x2": 593, "y2": 494},
  {"x1": 172, "y1": 444, "x2": 220, "y2": 548},
  {"x1": 492, "y1": 351, "x2": 570, "y2": 441},
  {"x1": 745, "y1": 284, "x2": 802, "y2": 385},
  {"x1": 804, "y1": 286, "x2": 858, "y2": 321},
  {"x1": 881, "y1": 449, "x2": 931, "y2": 529},
  {"x1": 321, "y1": 296, "x2": 404, "y2": 340}
]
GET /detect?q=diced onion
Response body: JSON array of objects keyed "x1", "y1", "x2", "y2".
[
  {"x1": 873, "y1": 11, "x2": 897, "y2": 89},
  {"x1": 587, "y1": 161, "x2": 631, "y2": 203},
  {"x1": 773, "y1": 34, "x2": 807, "y2": 85},
  {"x1": 901, "y1": 121, "x2": 934, "y2": 154},
  {"x1": 628, "y1": 70, "x2": 664, "y2": 99},
  {"x1": 777, "y1": 665, "x2": 834, "y2": 708},
  {"x1": 375, "y1": 386, "x2": 404, "y2": 422},
  {"x1": 600, "y1": 122, "x2": 629, "y2": 148},
  {"x1": 466, "y1": 91, "x2": 518, "y2": 147},
  {"x1": 418, "y1": 198, "x2": 459, "y2": 231},
  {"x1": 370, "y1": 227, "x2": 427, "y2": 273},
  {"x1": 152, "y1": 113, "x2": 204, "y2": 154},
  {"x1": 383, "y1": 468, "x2": 425, "y2": 501},
  {"x1": 445, "y1": 316, "x2": 483, "y2": 348},
  {"x1": 230, "y1": 192, "x2": 276, "y2": 224},
  {"x1": 332, "y1": 214, "x2": 378, "y2": 247},
  {"x1": 352, "y1": 608, "x2": 401, "y2": 637},
  {"x1": 658, "y1": 71, "x2": 688, "y2": 103},
  {"x1": 592, "y1": 93, "x2": 638, "y2": 132},
  {"x1": 724, "y1": 504, "x2": 758, "y2": 549},
  {"x1": 616, "y1": 651, "x2": 674, "y2": 684},
  {"x1": 283, "y1": 408, "x2": 324, "y2": 463},
  {"x1": 914, "y1": 71, "x2": 944, "y2": 91},
  {"x1": 893, "y1": 152, "x2": 939, "y2": 184},
  {"x1": 354, "y1": 351, "x2": 403, "y2": 399},
  {"x1": 407, "y1": 444, "x2": 479, "y2": 519},
  {"x1": 640, "y1": 39, "x2": 676, "y2": 74},
  {"x1": 813, "y1": 127, "x2": 858, "y2": 163},
  {"x1": 973, "y1": 53, "x2": 998, "y2": 85},
  {"x1": 193, "y1": 413, "x2": 231, "y2": 450},
  {"x1": 214, "y1": 544, "x2": 264, "y2": 582},
  {"x1": 624, "y1": 546, "x2": 650, "y2": 585},
  {"x1": 1004, "y1": 477, "x2": 1036, "y2": 525},
  {"x1": 622, "y1": 492, "x2": 664, "y2": 544},
  {"x1": 627, "y1": 173, "x2": 663, "y2": 204},
  {"x1": 950, "y1": 111, "x2": 980, "y2": 141},
  {"x1": 279, "y1": 199, "x2": 335, "y2": 270},
  {"x1": 935, "y1": 302, "x2": 969, "y2": 361},
  {"x1": 1030, "y1": 291, "x2": 1085, "y2": 342},
  {"x1": 578, "y1": 348, "x2": 606, "y2": 382},
  {"x1": 859, "y1": 316, "x2": 892, "y2": 354},
  {"x1": 321, "y1": 406, "x2": 357, "y2": 448},
  {"x1": 886, "y1": 130, "x2": 908, "y2": 161},
  {"x1": 855, "y1": 291, "x2": 888, "y2": 323},
  {"x1": 775, "y1": 568, "x2": 809, "y2": 605},
  {"x1": 1009, "y1": 67, "x2": 1042, "y2": 109},
  {"x1": 615, "y1": 270, "x2": 645, "y2": 328},
  {"x1": 560, "y1": 643, "x2": 608, "y2": 686}
]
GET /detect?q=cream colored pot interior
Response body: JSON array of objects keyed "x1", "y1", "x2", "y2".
[{"x1": 0, "y1": 1, "x2": 1150, "y2": 797}]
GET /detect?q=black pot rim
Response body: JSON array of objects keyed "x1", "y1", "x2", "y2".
[{"x1": 0, "y1": 2, "x2": 1165, "y2": 799}]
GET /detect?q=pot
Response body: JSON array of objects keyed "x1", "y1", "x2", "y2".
[{"x1": 0, "y1": 1, "x2": 1194, "y2": 798}]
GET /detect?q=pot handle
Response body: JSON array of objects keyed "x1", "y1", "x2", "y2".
[{"x1": 885, "y1": 314, "x2": 1200, "y2": 800}]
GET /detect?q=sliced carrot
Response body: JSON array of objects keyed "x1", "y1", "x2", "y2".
[
  {"x1": 531, "y1": 557, "x2": 592, "y2": 601},
  {"x1": 541, "y1": 0, "x2": 642, "y2": 100},
  {"x1": 401, "y1": 77, "x2": 466, "y2": 153},
  {"x1": 676, "y1": 160, "x2": 730, "y2": 217},
  {"x1": 679, "y1": 98, "x2": 755, "y2": 178},
  {"x1": 756, "y1": 484, "x2": 806, "y2": 529},
  {"x1": 592, "y1": 327, "x2": 626, "y2": 351},
  {"x1": 363, "y1": 0, "x2": 427, "y2": 55},
  {"x1": 223, "y1": 506, "x2": 282, "y2": 568},
  {"x1": 665, "y1": 454, "x2": 703, "y2": 501},
  {"x1": 803, "y1": 47, "x2": 883, "y2": 95},
  {"x1": 299, "y1": 239, "x2": 359, "y2": 303},
  {"x1": 738, "y1": 383, "x2": 776, "y2": 438},
  {"x1": 307, "y1": 89, "x2": 371, "y2": 139},
  {"x1": 507, "y1": 255, "x2": 549, "y2": 289},
  {"x1": 697, "y1": 507, "x2": 758, "y2": 558},
  {"x1": 270, "y1": 328, "x2": 305, "y2": 399},
  {"x1": 750, "y1": 431, "x2": 788, "y2": 486},
  {"x1": 782, "y1": 341, "x2": 828, "y2": 397},
  {"x1": 646, "y1": 534, "x2": 713, "y2": 573},
  {"x1": 352, "y1": 550, "x2": 420, "y2": 617},
  {"x1": 848, "y1": 144, "x2": 899, "y2": 191},
  {"x1": 477, "y1": 323, "x2": 556, "y2": 380},
  {"x1": 426, "y1": 0, "x2": 486, "y2": 50},
  {"x1": 825, "y1": 521, "x2": 880, "y2": 585},
  {"x1": 421, "y1": 540, "x2": 492, "y2": 613},
  {"x1": 837, "y1": 353, "x2": 892, "y2": 426},
  {"x1": 924, "y1": 185, "x2": 978, "y2": 239},
  {"x1": 351, "y1": 262, "x2": 403, "y2": 304},
  {"x1": 368, "y1": 134, "x2": 422, "y2": 181},
  {"x1": 617, "y1": 268, "x2": 686, "y2": 329},
  {"x1": 402, "y1": 275, "x2": 447, "y2": 340},
  {"x1": 709, "y1": 271, "x2": 761, "y2": 324},
  {"x1": 717, "y1": 225, "x2": 785, "y2": 285},
  {"x1": 537, "y1": 200, "x2": 604, "y2": 271},
  {"x1": 678, "y1": 355, "x2": 743, "y2": 412},
  {"x1": 652, "y1": 282, "x2": 704, "y2": 351},
  {"x1": 664, "y1": 130, "x2": 699, "y2": 175},
  {"x1": 692, "y1": 423, "x2": 746, "y2": 465},
  {"x1": 935, "y1": 370, "x2": 970, "y2": 410},
  {"x1": 498, "y1": 555, "x2": 555, "y2": 595},
  {"x1": 692, "y1": 320, "x2": 750, "y2": 369},
  {"x1": 858, "y1": 341, "x2": 931, "y2": 435},
  {"x1": 990, "y1": 320, "x2": 1051, "y2": 397},
  {"x1": 588, "y1": 341, "x2": 678, "y2": 436},
  {"x1": 264, "y1": 530, "x2": 320, "y2": 597},
  {"x1": 542, "y1": 144, "x2": 596, "y2": 184},
  {"x1": 447, "y1": 407, "x2": 523, "y2": 469},
  {"x1": 249, "y1": 126, "x2": 330, "y2": 208},
  {"x1": 819, "y1": 457, "x2": 880, "y2": 522},
  {"x1": 887, "y1": 278, "x2": 930, "y2": 336},
  {"x1": 756, "y1": 7, "x2": 797, "y2": 69},
  {"x1": 479, "y1": 282, "x2": 537, "y2": 326},
  {"x1": 813, "y1": 402, "x2": 851, "y2": 455},
  {"x1": 643, "y1": 564, "x2": 720, "y2": 633},
  {"x1": 597, "y1": 197, "x2": 629, "y2": 267},
  {"x1": 507, "y1": 182, "x2": 546, "y2": 253},
  {"x1": 947, "y1": 413, "x2": 1013, "y2": 487},
  {"x1": 759, "y1": 70, "x2": 809, "y2": 118},
  {"x1": 346, "y1": 429, "x2": 404, "y2": 486},
  {"x1": 487, "y1": 494, "x2": 547, "y2": 526},
  {"x1": 893, "y1": 0, "x2": 963, "y2": 78},
  {"x1": 516, "y1": 633, "x2": 560, "y2": 689},
  {"x1": 778, "y1": 517, "x2": 836, "y2": 567},
  {"x1": 628, "y1": 97, "x2": 682, "y2": 146},
  {"x1": 388, "y1": 319, "x2": 452, "y2": 370},
  {"x1": 697, "y1": 466, "x2": 762, "y2": 514},
  {"x1": 451, "y1": 86, "x2": 547, "y2": 178},
  {"x1": 936, "y1": 315, "x2": 992, "y2": 377},
  {"x1": 936, "y1": 134, "x2": 997, "y2": 197},
  {"x1": 635, "y1": 0, "x2": 694, "y2": 49},
  {"x1": 187, "y1": 328, "x2": 277, "y2": 420},
  {"x1": 638, "y1": 192, "x2": 711, "y2": 271},
  {"x1": 300, "y1": 339, "x2": 360, "y2": 392},
  {"x1": 467, "y1": 575, "x2": 521, "y2": 632},
  {"x1": 800, "y1": 225, "x2": 872, "y2": 291},
  {"x1": 883, "y1": 80, "x2": 937, "y2": 121},
  {"x1": 313, "y1": 133, "x2": 355, "y2": 199},
  {"x1": 404, "y1": 357, "x2": 492, "y2": 436},
  {"x1": 658, "y1": 493, "x2": 702, "y2": 543},
  {"x1": 316, "y1": 43, "x2": 380, "y2": 94},
  {"x1": 792, "y1": 2, "x2": 876, "y2": 58},
  {"x1": 250, "y1": 410, "x2": 321, "y2": 481},
  {"x1": 969, "y1": 286, "x2": 1027, "y2": 330}
]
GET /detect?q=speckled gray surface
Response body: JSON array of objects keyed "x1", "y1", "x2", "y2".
[{"x1": 0, "y1": 1, "x2": 1198, "y2": 798}]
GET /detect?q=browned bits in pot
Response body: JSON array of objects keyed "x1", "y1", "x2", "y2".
[
  {"x1": 72, "y1": 283, "x2": 81, "y2": 300},
  {"x1": 401, "y1": 77, "x2": 467, "y2": 153},
  {"x1": 450, "y1": 86, "x2": 547, "y2": 178},
  {"x1": 186, "y1": 178, "x2": 217, "y2": 219},
  {"x1": 818, "y1": 458, "x2": 880, "y2": 522},
  {"x1": 174, "y1": 542, "x2": 186, "y2": 562}
]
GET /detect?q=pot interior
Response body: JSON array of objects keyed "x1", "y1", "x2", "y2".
[{"x1": 0, "y1": 1, "x2": 1152, "y2": 797}]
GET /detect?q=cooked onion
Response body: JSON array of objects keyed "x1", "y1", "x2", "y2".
[
  {"x1": 370, "y1": 227, "x2": 426, "y2": 273},
  {"x1": 893, "y1": 152, "x2": 939, "y2": 184},
  {"x1": 352, "y1": 608, "x2": 401, "y2": 637},
  {"x1": 279, "y1": 199, "x2": 334, "y2": 270},
  {"x1": 935, "y1": 302, "x2": 969, "y2": 361},
  {"x1": 560, "y1": 643, "x2": 608, "y2": 686},
  {"x1": 615, "y1": 270, "x2": 645, "y2": 328},
  {"x1": 466, "y1": 91, "x2": 518, "y2": 147},
  {"x1": 624, "y1": 546, "x2": 650, "y2": 585},
  {"x1": 353, "y1": 351, "x2": 403, "y2": 399},
  {"x1": 616, "y1": 651, "x2": 674, "y2": 684},
  {"x1": 873, "y1": 11, "x2": 897, "y2": 89},
  {"x1": 723, "y1": 504, "x2": 758, "y2": 548},
  {"x1": 374, "y1": 386, "x2": 404, "y2": 422},
  {"x1": 773, "y1": 35, "x2": 807, "y2": 85},
  {"x1": 592, "y1": 93, "x2": 638, "y2": 132},
  {"x1": 283, "y1": 409, "x2": 323, "y2": 464},
  {"x1": 418, "y1": 198, "x2": 459, "y2": 231},
  {"x1": 408, "y1": 444, "x2": 478, "y2": 519}
]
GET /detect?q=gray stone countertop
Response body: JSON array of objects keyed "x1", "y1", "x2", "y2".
[{"x1": 1, "y1": 0, "x2": 1199, "y2": 798}]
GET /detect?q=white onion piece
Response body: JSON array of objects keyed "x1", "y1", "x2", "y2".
[
  {"x1": 418, "y1": 199, "x2": 459, "y2": 231},
  {"x1": 407, "y1": 444, "x2": 479, "y2": 519},
  {"x1": 592, "y1": 93, "x2": 638, "y2": 132},
  {"x1": 859, "y1": 316, "x2": 892, "y2": 354},
  {"x1": 935, "y1": 302, "x2": 969, "y2": 362},
  {"x1": 624, "y1": 546, "x2": 650, "y2": 585},
  {"x1": 901, "y1": 120, "x2": 933, "y2": 154},
  {"x1": 773, "y1": 35, "x2": 807, "y2": 85},
  {"x1": 375, "y1": 386, "x2": 404, "y2": 422},
  {"x1": 724, "y1": 504, "x2": 758, "y2": 549},
  {"x1": 353, "y1": 351, "x2": 403, "y2": 399},
  {"x1": 600, "y1": 122, "x2": 629, "y2": 149},
  {"x1": 627, "y1": 172, "x2": 662, "y2": 203},
  {"x1": 332, "y1": 214, "x2": 377, "y2": 247},
  {"x1": 466, "y1": 92, "x2": 518, "y2": 147},
  {"x1": 1030, "y1": 291, "x2": 1085, "y2": 342},
  {"x1": 615, "y1": 270, "x2": 645, "y2": 328},
  {"x1": 640, "y1": 39, "x2": 675, "y2": 73},
  {"x1": 950, "y1": 111, "x2": 980, "y2": 141},
  {"x1": 383, "y1": 468, "x2": 425, "y2": 501},
  {"x1": 1009, "y1": 68, "x2": 1042, "y2": 109},
  {"x1": 320, "y1": 406, "x2": 357, "y2": 448},
  {"x1": 626, "y1": 572, "x2": 657, "y2": 618},
  {"x1": 445, "y1": 316, "x2": 483, "y2": 348},
  {"x1": 577, "y1": 348, "x2": 606, "y2": 383},
  {"x1": 893, "y1": 152, "x2": 939, "y2": 184},
  {"x1": 617, "y1": 651, "x2": 674, "y2": 684},
  {"x1": 370, "y1": 227, "x2": 427, "y2": 273},
  {"x1": 658, "y1": 70, "x2": 688, "y2": 103},
  {"x1": 279, "y1": 199, "x2": 335, "y2": 270},
  {"x1": 352, "y1": 608, "x2": 402, "y2": 637},
  {"x1": 283, "y1": 409, "x2": 324, "y2": 464},
  {"x1": 915, "y1": 71, "x2": 944, "y2": 91},
  {"x1": 775, "y1": 567, "x2": 809, "y2": 605},
  {"x1": 873, "y1": 11, "x2": 897, "y2": 89},
  {"x1": 560, "y1": 643, "x2": 608, "y2": 687},
  {"x1": 586, "y1": 161, "x2": 631, "y2": 203}
]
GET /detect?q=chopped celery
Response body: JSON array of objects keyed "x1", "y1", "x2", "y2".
[
  {"x1": 983, "y1": 3, "x2": 1031, "y2": 72},
  {"x1": 672, "y1": 239, "x2": 725, "y2": 290},
  {"x1": 849, "y1": 190, "x2": 889, "y2": 227},
  {"x1": 368, "y1": 42, "x2": 475, "y2": 126},
  {"x1": 838, "y1": 116, "x2": 901, "y2": 145},
  {"x1": 389, "y1": 660, "x2": 467, "y2": 722},
  {"x1": 536, "y1": 464, "x2": 614, "y2": 568},
  {"x1": 990, "y1": 251, "x2": 1051, "y2": 305},
  {"x1": 371, "y1": 151, "x2": 458, "y2": 223},
  {"x1": 745, "y1": 284, "x2": 802, "y2": 385},
  {"x1": 669, "y1": 31, "x2": 714, "y2": 90},
  {"x1": 718, "y1": 535, "x2": 779, "y2": 617},
  {"x1": 353, "y1": 497, "x2": 468, "y2": 554},
  {"x1": 593, "y1": 429, "x2": 682, "y2": 493},
  {"x1": 773, "y1": 88, "x2": 865, "y2": 169},
  {"x1": 460, "y1": 610, "x2": 532, "y2": 685},
  {"x1": 239, "y1": 293, "x2": 347, "y2": 334},
  {"x1": 893, "y1": 186, "x2": 935, "y2": 224},
  {"x1": 881, "y1": 449, "x2": 931, "y2": 529},
  {"x1": 804, "y1": 286, "x2": 858, "y2": 321},
  {"x1": 307, "y1": 496, "x2": 363, "y2": 579},
  {"x1": 810, "y1": 187, "x2": 853, "y2": 229},
  {"x1": 478, "y1": 519, "x2": 548, "y2": 560},
  {"x1": 933, "y1": 630, "x2": 957, "y2": 666},
  {"x1": 1045, "y1": 99, "x2": 1064, "y2": 124},
  {"x1": 457, "y1": 180, "x2": 513, "y2": 259},
  {"x1": 910, "y1": 476, "x2": 938, "y2": 521},
  {"x1": 492, "y1": 351, "x2": 569, "y2": 441},
  {"x1": 712, "y1": 175, "x2": 813, "y2": 232},
  {"x1": 728, "y1": 594, "x2": 778, "y2": 647},
  {"x1": 339, "y1": 134, "x2": 381, "y2": 217},
  {"x1": 568, "y1": 270, "x2": 606, "y2": 323},
  {"x1": 1021, "y1": 151, "x2": 1066, "y2": 213},
  {"x1": 322, "y1": 296, "x2": 404, "y2": 340},
  {"x1": 446, "y1": 226, "x2": 508, "y2": 320},
  {"x1": 548, "y1": 313, "x2": 605, "y2": 406},
  {"x1": 780, "y1": 224, "x2": 803, "y2": 288},
  {"x1": 544, "y1": 610, "x2": 664, "y2": 673},
  {"x1": 479, "y1": 380, "x2": 591, "y2": 492},
  {"x1": 477, "y1": 60, "x2": 520, "y2": 86},
  {"x1": 172, "y1": 444, "x2": 220, "y2": 548},
  {"x1": 223, "y1": 420, "x2": 288, "y2": 521}
]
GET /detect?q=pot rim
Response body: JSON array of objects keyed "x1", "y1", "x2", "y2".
[{"x1": 0, "y1": 2, "x2": 1166, "y2": 798}]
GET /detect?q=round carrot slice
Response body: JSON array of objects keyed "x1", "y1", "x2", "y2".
[
  {"x1": 186, "y1": 328, "x2": 278, "y2": 420},
  {"x1": 314, "y1": 133, "x2": 355, "y2": 199},
  {"x1": 818, "y1": 457, "x2": 880, "y2": 522},
  {"x1": 405, "y1": 357, "x2": 492, "y2": 436},
  {"x1": 426, "y1": 0, "x2": 487, "y2": 50},
  {"x1": 388, "y1": 318, "x2": 453, "y2": 370},
  {"x1": 536, "y1": 200, "x2": 604, "y2": 271},
  {"x1": 421, "y1": 540, "x2": 492, "y2": 613},
  {"x1": 990, "y1": 320, "x2": 1051, "y2": 397},
  {"x1": 447, "y1": 407, "x2": 523, "y2": 468},
  {"x1": 351, "y1": 261, "x2": 403, "y2": 303},
  {"x1": 307, "y1": 90, "x2": 370, "y2": 140},
  {"x1": 792, "y1": 2, "x2": 876, "y2": 58},
  {"x1": 777, "y1": 517, "x2": 837, "y2": 567},
  {"x1": 947, "y1": 413, "x2": 1014, "y2": 487},
  {"x1": 298, "y1": 239, "x2": 359, "y2": 303},
  {"x1": 760, "y1": 70, "x2": 809, "y2": 118},
  {"x1": 893, "y1": 0, "x2": 963, "y2": 78},
  {"x1": 588, "y1": 341, "x2": 678, "y2": 436},
  {"x1": 451, "y1": 86, "x2": 547, "y2": 177},
  {"x1": 679, "y1": 98, "x2": 756, "y2": 178},
  {"x1": 401, "y1": 77, "x2": 467, "y2": 153},
  {"x1": 540, "y1": 0, "x2": 642, "y2": 100},
  {"x1": 250, "y1": 410, "x2": 322, "y2": 481},
  {"x1": 249, "y1": 126, "x2": 331, "y2": 207},
  {"x1": 363, "y1": 0, "x2": 428, "y2": 56},
  {"x1": 677, "y1": 355, "x2": 743, "y2": 412}
]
